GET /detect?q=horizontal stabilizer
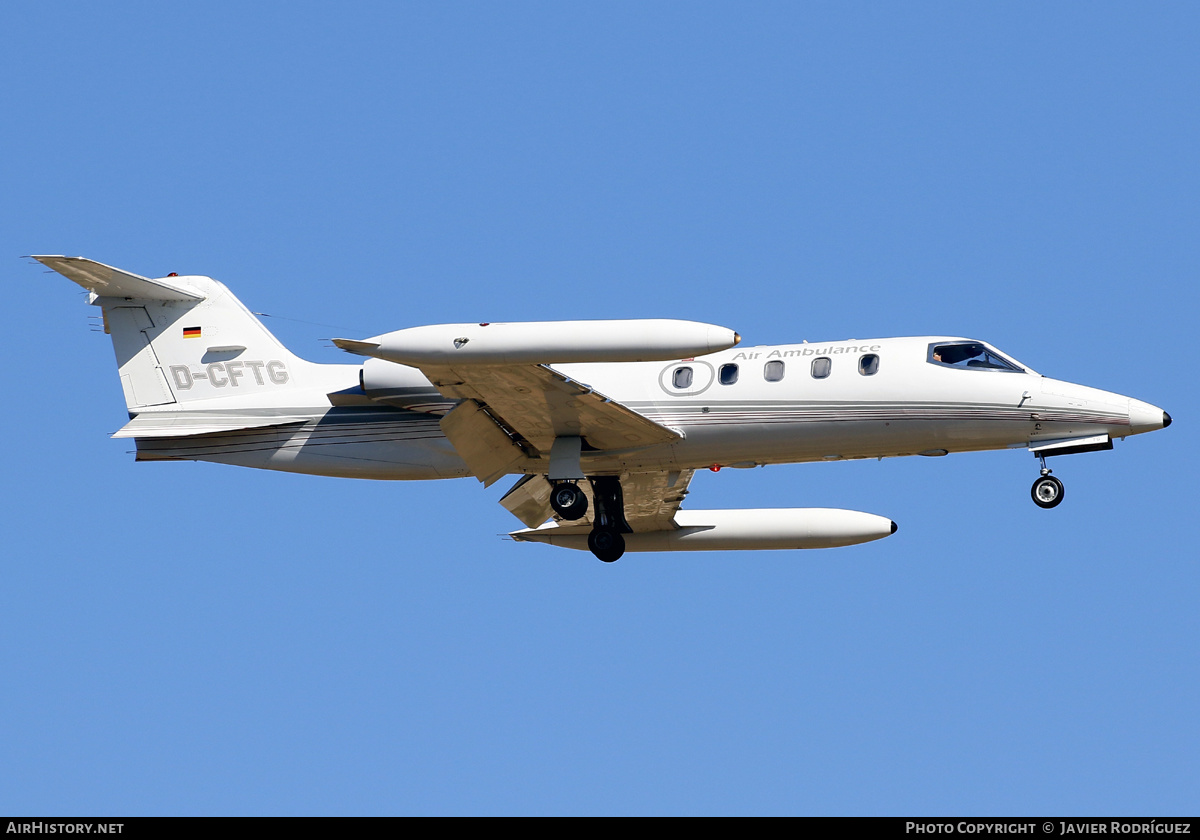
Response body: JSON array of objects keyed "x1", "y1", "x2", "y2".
[
  {"x1": 32, "y1": 256, "x2": 203, "y2": 301},
  {"x1": 113, "y1": 412, "x2": 311, "y2": 439}
]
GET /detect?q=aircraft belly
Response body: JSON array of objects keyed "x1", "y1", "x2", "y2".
[
  {"x1": 591, "y1": 407, "x2": 1127, "y2": 472},
  {"x1": 649, "y1": 409, "x2": 1042, "y2": 466},
  {"x1": 134, "y1": 408, "x2": 472, "y2": 480}
]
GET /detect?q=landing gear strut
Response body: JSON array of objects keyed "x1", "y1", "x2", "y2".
[
  {"x1": 1031, "y1": 454, "x2": 1065, "y2": 509},
  {"x1": 549, "y1": 482, "x2": 588, "y2": 520},
  {"x1": 588, "y1": 476, "x2": 630, "y2": 563}
]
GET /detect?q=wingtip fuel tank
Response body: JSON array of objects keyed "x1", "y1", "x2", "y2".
[
  {"x1": 334, "y1": 319, "x2": 740, "y2": 366},
  {"x1": 511, "y1": 508, "x2": 898, "y2": 552}
]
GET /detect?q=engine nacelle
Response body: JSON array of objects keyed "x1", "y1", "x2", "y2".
[
  {"x1": 336, "y1": 319, "x2": 740, "y2": 366},
  {"x1": 511, "y1": 508, "x2": 898, "y2": 552}
]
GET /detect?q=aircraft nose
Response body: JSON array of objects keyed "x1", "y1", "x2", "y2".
[{"x1": 1128, "y1": 398, "x2": 1170, "y2": 434}]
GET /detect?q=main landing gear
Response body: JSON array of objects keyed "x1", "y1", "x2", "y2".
[
  {"x1": 549, "y1": 481, "x2": 588, "y2": 520},
  {"x1": 587, "y1": 528, "x2": 625, "y2": 564},
  {"x1": 1030, "y1": 454, "x2": 1065, "y2": 509},
  {"x1": 548, "y1": 477, "x2": 629, "y2": 562},
  {"x1": 587, "y1": 476, "x2": 630, "y2": 563}
]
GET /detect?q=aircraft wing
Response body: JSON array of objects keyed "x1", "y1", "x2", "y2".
[
  {"x1": 419, "y1": 362, "x2": 679, "y2": 454},
  {"x1": 501, "y1": 469, "x2": 694, "y2": 531},
  {"x1": 618, "y1": 469, "x2": 696, "y2": 531},
  {"x1": 331, "y1": 324, "x2": 709, "y2": 485}
]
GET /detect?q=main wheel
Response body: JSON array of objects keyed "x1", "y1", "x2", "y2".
[
  {"x1": 587, "y1": 528, "x2": 625, "y2": 563},
  {"x1": 1031, "y1": 475, "x2": 1065, "y2": 509},
  {"x1": 549, "y1": 482, "x2": 588, "y2": 520}
]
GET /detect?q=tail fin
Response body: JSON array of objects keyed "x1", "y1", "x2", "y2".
[{"x1": 36, "y1": 256, "x2": 349, "y2": 412}]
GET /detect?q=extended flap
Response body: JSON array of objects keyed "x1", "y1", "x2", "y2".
[
  {"x1": 439, "y1": 399, "x2": 530, "y2": 487},
  {"x1": 499, "y1": 475, "x2": 555, "y2": 529}
]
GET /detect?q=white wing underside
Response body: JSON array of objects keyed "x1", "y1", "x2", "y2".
[
  {"x1": 421, "y1": 362, "x2": 679, "y2": 453},
  {"x1": 416, "y1": 361, "x2": 691, "y2": 531},
  {"x1": 500, "y1": 469, "x2": 695, "y2": 532}
]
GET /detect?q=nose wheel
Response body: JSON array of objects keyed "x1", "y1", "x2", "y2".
[
  {"x1": 1030, "y1": 455, "x2": 1065, "y2": 509},
  {"x1": 1031, "y1": 474, "x2": 1064, "y2": 508}
]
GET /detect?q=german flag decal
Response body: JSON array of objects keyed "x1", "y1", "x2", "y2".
[{"x1": 183, "y1": 326, "x2": 202, "y2": 338}]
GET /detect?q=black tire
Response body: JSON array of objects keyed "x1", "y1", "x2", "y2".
[
  {"x1": 587, "y1": 528, "x2": 625, "y2": 563},
  {"x1": 1031, "y1": 475, "x2": 1065, "y2": 509},
  {"x1": 549, "y1": 482, "x2": 588, "y2": 520}
]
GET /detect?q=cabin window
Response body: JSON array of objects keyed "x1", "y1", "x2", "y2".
[
  {"x1": 672, "y1": 366, "x2": 694, "y2": 389},
  {"x1": 859, "y1": 354, "x2": 879, "y2": 376},
  {"x1": 764, "y1": 360, "x2": 785, "y2": 382},
  {"x1": 719, "y1": 363, "x2": 739, "y2": 385},
  {"x1": 928, "y1": 342, "x2": 1022, "y2": 372},
  {"x1": 811, "y1": 357, "x2": 831, "y2": 379}
]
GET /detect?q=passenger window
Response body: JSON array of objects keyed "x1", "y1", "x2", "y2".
[
  {"x1": 672, "y1": 366, "x2": 693, "y2": 389},
  {"x1": 929, "y1": 342, "x2": 1021, "y2": 372},
  {"x1": 719, "y1": 363, "x2": 739, "y2": 385},
  {"x1": 859, "y1": 354, "x2": 879, "y2": 376},
  {"x1": 764, "y1": 360, "x2": 785, "y2": 382},
  {"x1": 811, "y1": 357, "x2": 831, "y2": 379}
]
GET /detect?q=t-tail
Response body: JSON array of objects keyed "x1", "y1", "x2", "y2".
[{"x1": 34, "y1": 256, "x2": 358, "y2": 436}]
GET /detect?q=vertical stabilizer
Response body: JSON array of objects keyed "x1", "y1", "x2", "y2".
[{"x1": 35, "y1": 256, "x2": 355, "y2": 413}]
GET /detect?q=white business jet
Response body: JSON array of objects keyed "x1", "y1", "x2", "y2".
[{"x1": 37, "y1": 256, "x2": 1171, "y2": 562}]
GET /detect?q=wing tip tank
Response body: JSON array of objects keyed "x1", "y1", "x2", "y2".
[{"x1": 512, "y1": 508, "x2": 898, "y2": 552}]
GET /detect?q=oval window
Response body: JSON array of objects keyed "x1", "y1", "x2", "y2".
[
  {"x1": 811, "y1": 357, "x2": 831, "y2": 379},
  {"x1": 764, "y1": 360, "x2": 785, "y2": 382},
  {"x1": 719, "y1": 363, "x2": 739, "y2": 385},
  {"x1": 859, "y1": 354, "x2": 879, "y2": 376},
  {"x1": 672, "y1": 366, "x2": 694, "y2": 389}
]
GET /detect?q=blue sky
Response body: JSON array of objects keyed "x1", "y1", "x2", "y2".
[{"x1": 2, "y1": 2, "x2": 1196, "y2": 815}]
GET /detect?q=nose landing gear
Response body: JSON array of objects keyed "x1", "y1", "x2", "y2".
[{"x1": 1030, "y1": 454, "x2": 1065, "y2": 509}]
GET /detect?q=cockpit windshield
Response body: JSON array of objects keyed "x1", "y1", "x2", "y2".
[{"x1": 928, "y1": 341, "x2": 1023, "y2": 372}]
